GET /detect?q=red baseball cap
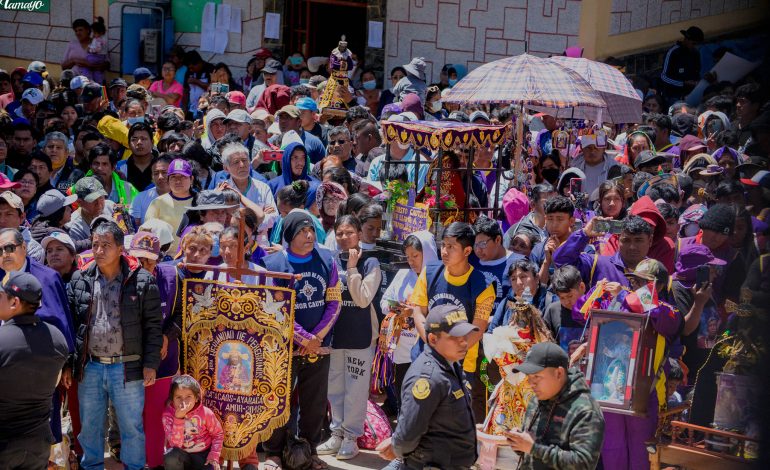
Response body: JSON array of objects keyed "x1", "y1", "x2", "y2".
[
  {"x1": 0, "y1": 173, "x2": 20, "y2": 190},
  {"x1": 225, "y1": 90, "x2": 246, "y2": 106},
  {"x1": 253, "y1": 48, "x2": 273, "y2": 59}
]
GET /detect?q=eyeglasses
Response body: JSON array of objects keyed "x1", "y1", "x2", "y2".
[
  {"x1": 0, "y1": 243, "x2": 21, "y2": 255},
  {"x1": 330, "y1": 140, "x2": 349, "y2": 146},
  {"x1": 474, "y1": 240, "x2": 490, "y2": 249}
]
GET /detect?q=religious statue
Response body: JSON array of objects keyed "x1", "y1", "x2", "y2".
[
  {"x1": 319, "y1": 36, "x2": 354, "y2": 118},
  {"x1": 482, "y1": 301, "x2": 553, "y2": 436}
]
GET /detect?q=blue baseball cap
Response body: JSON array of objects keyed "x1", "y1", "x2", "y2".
[
  {"x1": 295, "y1": 97, "x2": 318, "y2": 113},
  {"x1": 133, "y1": 67, "x2": 155, "y2": 82},
  {"x1": 22, "y1": 71, "x2": 43, "y2": 87}
]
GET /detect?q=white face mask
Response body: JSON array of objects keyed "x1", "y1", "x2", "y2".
[
  {"x1": 396, "y1": 141, "x2": 410, "y2": 150},
  {"x1": 430, "y1": 100, "x2": 443, "y2": 113}
]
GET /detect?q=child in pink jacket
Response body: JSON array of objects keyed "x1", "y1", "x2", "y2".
[{"x1": 162, "y1": 375, "x2": 224, "y2": 470}]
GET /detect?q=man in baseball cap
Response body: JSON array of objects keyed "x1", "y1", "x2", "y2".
[
  {"x1": 223, "y1": 109, "x2": 253, "y2": 142},
  {"x1": 661, "y1": 25, "x2": 704, "y2": 100},
  {"x1": 377, "y1": 303, "x2": 478, "y2": 468},
  {"x1": 35, "y1": 189, "x2": 78, "y2": 219},
  {"x1": 68, "y1": 177, "x2": 112, "y2": 243},
  {"x1": 505, "y1": 342, "x2": 604, "y2": 468},
  {"x1": 133, "y1": 67, "x2": 155, "y2": 88},
  {"x1": 80, "y1": 83, "x2": 104, "y2": 114},
  {"x1": 17, "y1": 89, "x2": 44, "y2": 121}
]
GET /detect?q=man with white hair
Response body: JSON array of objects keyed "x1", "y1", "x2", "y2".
[{"x1": 221, "y1": 142, "x2": 278, "y2": 235}]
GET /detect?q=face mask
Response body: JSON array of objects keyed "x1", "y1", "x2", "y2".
[
  {"x1": 126, "y1": 116, "x2": 144, "y2": 125},
  {"x1": 299, "y1": 78, "x2": 310, "y2": 85},
  {"x1": 396, "y1": 141, "x2": 410, "y2": 150},
  {"x1": 448, "y1": 78, "x2": 458, "y2": 86},
  {"x1": 289, "y1": 56, "x2": 303, "y2": 66},
  {"x1": 430, "y1": 100, "x2": 443, "y2": 113},
  {"x1": 541, "y1": 168, "x2": 560, "y2": 185},
  {"x1": 362, "y1": 80, "x2": 377, "y2": 90},
  {"x1": 211, "y1": 235, "x2": 220, "y2": 257}
]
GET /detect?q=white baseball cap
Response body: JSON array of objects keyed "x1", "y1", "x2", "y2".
[
  {"x1": 21, "y1": 88, "x2": 44, "y2": 105},
  {"x1": 70, "y1": 75, "x2": 90, "y2": 90},
  {"x1": 42, "y1": 231, "x2": 77, "y2": 254}
]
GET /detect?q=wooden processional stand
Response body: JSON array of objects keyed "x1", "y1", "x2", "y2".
[{"x1": 180, "y1": 208, "x2": 302, "y2": 470}]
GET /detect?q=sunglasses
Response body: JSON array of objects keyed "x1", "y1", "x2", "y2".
[
  {"x1": 0, "y1": 243, "x2": 21, "y2": 255},
  {"x1": 330, "y1": 139, "x2": 349, "y2": 146}
]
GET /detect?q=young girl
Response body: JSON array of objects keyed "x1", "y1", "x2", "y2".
[
  {"x1": 318, "y1": 215, "x2": 382, "y2": 460},
  {"x1": 162, "y1": 375, "x2": 224, "y2": 470},
  {"x1": 86, "y1": 17, "x2": 108, "y2": 84}
]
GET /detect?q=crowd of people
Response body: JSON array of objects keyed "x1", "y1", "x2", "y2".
[{"x1": 0, "y1": 19, "x2": 768, "y2": 470}]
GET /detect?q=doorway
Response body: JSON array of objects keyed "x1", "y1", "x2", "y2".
[{"x1": 285, "y1": 0, "x2": 367, "y2": 61}]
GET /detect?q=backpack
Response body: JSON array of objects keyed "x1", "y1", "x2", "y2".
[{"x1": 356, "y1": 400, "x2": 392, "y2": 450}]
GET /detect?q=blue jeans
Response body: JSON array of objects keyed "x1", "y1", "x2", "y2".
[{"x1": 78, "y1": 361, "x2": 146, "y2": 470}]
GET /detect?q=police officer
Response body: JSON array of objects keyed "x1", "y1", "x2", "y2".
[
  {"x1": 0, "y1": 272, "x2": 69, "y2": 468},
  {"x1": 377, "y1": 304, "x2": 478, "y2": 470}
]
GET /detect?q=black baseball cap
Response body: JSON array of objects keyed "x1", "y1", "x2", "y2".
[
  {"x1": 680, "y1": 26, "x2": 704, "y2": 43},
  {"x1": 81, "y1": 83, "x2": 103, "y2": 103},
  {"x1": 512, "y1": 342, "x2": 569, "y2": 374},
  {"x1": 425, "y1": 304, "x2": 478, "y2": 337},
  {"x1": 634, "y1": 150, "x2": 665, "y2": 169},
  {"x1": 1, "y1": 271, "x2": 43, "y2": 306}
]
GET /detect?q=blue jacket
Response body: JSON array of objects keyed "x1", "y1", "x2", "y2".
[
  {"x1": 1, "y1": 257, "x2": 75, "y2": 352},
  {"x1": 267, "y1": 142, "x2": 320, "y2": 196}
]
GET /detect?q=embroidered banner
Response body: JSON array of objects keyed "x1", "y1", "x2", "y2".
[
  {"x1": 182, "y1": 279, "x2": 295, "y2": 460},
  {"x1": 391, "y1": 202, "x2": 429, "y2": 241}
]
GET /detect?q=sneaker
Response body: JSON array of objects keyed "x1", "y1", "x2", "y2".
[
  {"x1": 381, "y1": 458, "x2": 404, "y2": 470},
  {"x1": 316, "y1": 434, "x2": 343, "y2": 455},
  {"x1": 336, "y1": 437, "x2": 359, "y2": 460}
]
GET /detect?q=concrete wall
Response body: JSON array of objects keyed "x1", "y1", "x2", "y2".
[
  {"x1": 0, "y1": 0, "x2": 265, "y2": 80},
  {"x1": 385, "y1": 0, "x2": 583, "y2": 83},
  {"x1": 609, "y1": 0, "x2": 760, "y2": 35},
  {"x1": 581, "y1": 0, "x2": 768, "y2": 59}
]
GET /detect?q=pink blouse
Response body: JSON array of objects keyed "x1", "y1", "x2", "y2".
[{"x1": 149, "y1": 80, "x2": 184, "y2": 107}]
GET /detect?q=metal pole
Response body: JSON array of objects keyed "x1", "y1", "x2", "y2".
[
  {"x1": 492, "y1": 144, "x2": 502, "y2": 220},
  {"x1": 434, "y1": 147, "x2": 443, "y2": 237},
  {"x1": 464, "y1": 146, "x2": 474, "y2": 222},
  {"x1": 513, "y1": 103, "x2": 524, "y2": 189}
]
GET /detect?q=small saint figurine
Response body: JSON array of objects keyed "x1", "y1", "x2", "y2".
[{"x1": 319, "y1": 36, "x2": 354, "y2": 118}]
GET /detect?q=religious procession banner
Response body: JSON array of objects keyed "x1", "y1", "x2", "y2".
[{"x1": 182, "y1": 278, "x2": 295, "y2": 460}]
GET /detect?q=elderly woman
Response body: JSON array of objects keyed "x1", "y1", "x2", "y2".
[
  {"x1": 61, "y1": 18, "x2": 108, "y2": 80},
  {"x1": 43, "y1": 131, "x2": 83, "y2": 192}
]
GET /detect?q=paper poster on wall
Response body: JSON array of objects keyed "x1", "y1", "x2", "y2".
[
  {"x1": 173, "y1": 0, "x2": 222, "y2": 33},
  {"x1": 200, "y1": 2, "x2": 217, "y2": 52},
  {"x1": 265, "y1": 12, "x2": 281, "y2": 40},
  {"x1": 230, "y1": 7, "x2": 242, "y2": 34},
  {"x1": 214, "y1": 3, "x2": 231, "y2": 54},
  {"x1": 367, "y1": 21, "x2": 383, "y2": 48}
]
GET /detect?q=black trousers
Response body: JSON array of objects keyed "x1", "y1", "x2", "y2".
[
  {"x1": 0, "y1": 435, "x2": 52, "y2": 470},
  {"x1": 164, "y1": 448, "x2": 214, "y2": 470},
  {"x1": 263, "y1": 354, "x2": 331, "y2": 457}
]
